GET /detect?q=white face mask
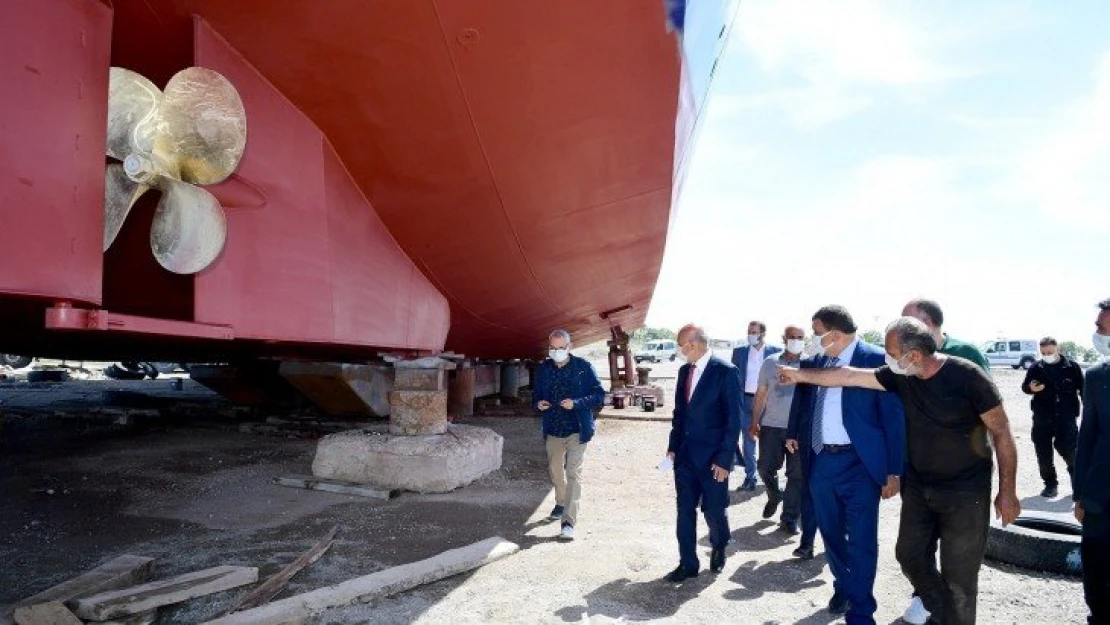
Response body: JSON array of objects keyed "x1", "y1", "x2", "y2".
[
  {"x1": 1094, "y1": 332, "x2": 1110, "y2": 357},
  {"x1": 785, "y1": 339, "x2": 805, "y2": 355},
  {"x1": 1041, "y1": 352, "x2": 1060, "y2": 364},
  {"x1": 885, "y1": 353, "x2": 914, "y2": 376},
  {"x1": 747, "y1": 333, "x2": 762, "y2": 346},
  {"x1": 549, "y1": 348, "x2": 569, "y2": 363},
  {"x1": 803, "y1": 333, "x2": 830, "y2": 358}
]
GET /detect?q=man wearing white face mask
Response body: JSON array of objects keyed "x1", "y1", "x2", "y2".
[
  {"x1": 750, "y1": 325, "x2": 808, "y2": 535},
  {"x1": 730, "y1": 320, "x2": 781, "y2": 491},
  {"x1": 1074, "y1": 298, "x2": 1110, "y2": 624},
  {"x1": 533, "y1": 329, "x2": 606, "y2": 541},
  {"x1": 782, "y1": 316, "x2": 1020, "y2": 625},
  {"x1": 1022, "y1": 336, "x2": 1083, "y2": 499}
]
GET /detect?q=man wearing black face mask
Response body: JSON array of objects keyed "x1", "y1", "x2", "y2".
[
  {"x1": 781, "y1": 316, "x2": 1020, "y2": 625},
  {"x1": 533, "y1": 328, "x2": 606, "y2": 541},
  {"x1": 1022, "y1": 336, "x2": 1083, "y2": 498}
]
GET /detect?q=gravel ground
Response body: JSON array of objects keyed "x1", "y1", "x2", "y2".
[{"x1": 0, "y1": 366, "x2": 1089, "y2": 624}]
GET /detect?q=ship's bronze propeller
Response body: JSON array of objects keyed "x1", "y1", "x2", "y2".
[{"x1": 104, "y1": 67, "x2": 246, "y2": 274}]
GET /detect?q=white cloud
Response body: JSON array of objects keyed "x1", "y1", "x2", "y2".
[{"x1": 1004, "y1": 51, "x2": 1110, "y2": 228}]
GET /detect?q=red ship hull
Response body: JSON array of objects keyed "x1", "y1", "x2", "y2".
[{"x1": 0, "y1": 0, "x2": 681, "y2": 362}]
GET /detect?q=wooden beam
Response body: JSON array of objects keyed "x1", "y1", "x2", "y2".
[
  {"x1": 4, "y1": 555, "x2": 154, "y2": 623},
  {"x1": 224, "y1": 526, "x2": 339, "y2": 615},
  {"x1": 70, "y1": 566, "x2": 258, "y2": 621},
  {"x1": 273, "y1": 475, "x2": 394, "y2": 500},
  {"x1": 12, "y1": 602, "x2": 81, "y2": 625},
  {"x1": 201, "y1": 537, "x2": 519, "y2": 625}
]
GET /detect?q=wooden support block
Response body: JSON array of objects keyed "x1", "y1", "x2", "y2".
[
  {"x1": 224, "y1": 526, "x2": 339, "y2": 615},
  {"x1": 201, "y1": 537, "x2": 519, "y2": 625},
  {"x1": 274, "y1": 475, "x2": 394, "y2": 500},
  {"x1": 12, "y1": 602, "x2": 81, "y2": 625},
  {"x1": 71, "y1": 566, "x2": 258, "y2": 621},
  {"x1": 4, "y1": 555, "x2": 154, "y2": 623}
]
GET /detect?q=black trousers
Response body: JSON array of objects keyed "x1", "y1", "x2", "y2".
[
  {"x1": 1084, "y1": 510, "x2": 1110, "y2": 625},
  {"x1": 896, "y1": 481, "x2": 990, "y2": 625},
  {"x1": 1031, "y1": 413, "x2": 1077, "y2": 487},
  {"x1": 757, "y1": 426, "x2": 803, "y2": 522}
]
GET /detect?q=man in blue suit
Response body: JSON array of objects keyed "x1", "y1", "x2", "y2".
[
  {"x1": 731, "y1": 320, "x2": 782, "y2": 491},
  {"x1": 665, "y1": 323, "x2": 743, "y2": 582},
  {"x1": 785, "y1": 306, "x2": 905, "y2": 624}
]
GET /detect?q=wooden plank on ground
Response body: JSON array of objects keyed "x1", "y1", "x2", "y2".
[
  {"x1": 224, "y1": 526, "x2": 339, "y2": 615},
  {"x1": 201, "y1": 537, "x2": 519, "y2": 625},
  {"x1": 3, "y1": 555, "x2": 154, "y2": 624},
  {"x1": 70, "y1": 566, "x2": 258, "y2": 622},
  {"x1": 273, "y1": 475, "x2": 394, "y2": 500},
  {"x1": 99, "y1": 610, "x2": 157, "y2": 625},
  {"x1": 12, "y1": 602, "x2": 81, "y2": 625}
]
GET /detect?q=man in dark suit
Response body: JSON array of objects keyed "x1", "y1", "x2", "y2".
[
  {"x1": 785, "y1": 306, "x2": 905, "y2": 624},
  {"x1": 731, "y1": 320, "x2": 782, "y2": 491},
  {"x1": 1075, "y1": 298, "x2": 1110, "y2": 624},
  {"x1": 665, "y1": 323, "x2": 743, "y2": 582}
]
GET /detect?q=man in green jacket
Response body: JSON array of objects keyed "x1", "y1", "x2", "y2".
[{"x1": 903, "y1": 299, "x2": 989, "y2": 372}]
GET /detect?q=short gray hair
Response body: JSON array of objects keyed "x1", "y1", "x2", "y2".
[
  {"x1": 548, "y1": 329, "x2": 572, "y2": 345},
  {"x1": 885, "y1": 316, "x2": 937, "y2": 356}
]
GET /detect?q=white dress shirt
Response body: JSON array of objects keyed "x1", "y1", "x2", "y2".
[
  {"x1": 821, "y1": 337, "x2": 859, "y2": 445},
  {"x1": 688, "y1": 349, "x2": 713, "y2": 399},
  {"x1": 745, "y1": 344, "x2": 765, "y2": 393}
]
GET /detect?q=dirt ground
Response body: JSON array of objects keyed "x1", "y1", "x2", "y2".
[{"x1": 0, "y1": 366, "x2": 1089, "y2": 624}]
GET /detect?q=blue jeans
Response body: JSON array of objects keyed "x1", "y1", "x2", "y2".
[{"x1": 736, "y1": 392, "x2": 757, "y2": 481}]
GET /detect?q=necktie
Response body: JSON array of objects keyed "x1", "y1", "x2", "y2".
[
  {"x1": 686, "y1": 363, "x2": 697, "y2": 403},
  {"x1": 811, "y1": 355, "x2": 840, "y2": 454}
]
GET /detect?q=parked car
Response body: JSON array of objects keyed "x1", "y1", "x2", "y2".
[
  {"x1": 634, "y1": 339, "x2": 677, "y2": 363},
  {"x1": 0, "y1": 354, "x2": 32, "y2": 369},
  {"x1": 981, "y1": 339, "x2": 1039, "y2": 369}
]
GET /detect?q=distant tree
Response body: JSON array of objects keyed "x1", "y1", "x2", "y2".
[
  {"x1": 632, "y1": 327, "x2": 676, "y2": 344},
  {"x1": 1060, "y1": 341, "x2": 1083, "y2": 361},
  {"x1": 861, "y1": 329, "x2": 883, "y2": 346},
  {"x1": 1060, "y1": 341, "x2": 1099, "y2": 363}
]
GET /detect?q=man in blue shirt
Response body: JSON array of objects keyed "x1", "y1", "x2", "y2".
[{"x1": 533, "y1": 329, "x2": 605, "y2": 541}]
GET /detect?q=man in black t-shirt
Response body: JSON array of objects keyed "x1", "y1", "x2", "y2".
[{"x1": 780, "y1": 316, "x2": 1020, "y2": 625}]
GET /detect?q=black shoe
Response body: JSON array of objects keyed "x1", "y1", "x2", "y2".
[
  {"x1": 664, "y1": 565, "x2": 699, "y2": 583},
  {"x1": 740, "y1": 477, "x2": 757, "y2": 492},
  {"x1": 548, "y1": 504, "x2": 565, "y2": 520},
  {"x1": 792, "y1": 545, "x2": 814, "y2": 560},
  {"x1": 780, "y1": 520, "x2": 799, "y2": 535},
  {"x1": 762, "y1": 497, "x2": 781, "y2": 519},
  {"x1": 710, "y1": 548, "x2": 726, "y2": 573},
  {"x1": 1040, "y1": 485, "x2": 1058, "y2": 498},
  {"x1": 828, "y1": 594, "x2": 849, "y2": 615}
]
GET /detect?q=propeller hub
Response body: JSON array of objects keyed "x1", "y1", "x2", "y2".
[{"x1": 123, "y1": 154, "x2": 155, "y2": 183}]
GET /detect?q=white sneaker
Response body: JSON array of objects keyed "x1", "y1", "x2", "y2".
[
  {"x1": 559, "y1": 524, "x2": 575, "y2": 540},
  {"x1": 903, "y1": 596, "x2": 930, "y2": 625}
]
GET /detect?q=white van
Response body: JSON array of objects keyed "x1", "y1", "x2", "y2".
[
  {"x1": 634, "y1": 339, "x2": 677, "y2": 363},
  {"x1": 981, "y1": 339, "x2": 1039, "y2": 369}
]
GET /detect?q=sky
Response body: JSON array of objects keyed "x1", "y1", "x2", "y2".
[{"x1": 647, "y1": 0, "x2": 1110, "y2": 348}]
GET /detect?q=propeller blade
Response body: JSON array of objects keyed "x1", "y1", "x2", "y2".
[
  {"x1": 106, "y1": 68, "x2": 162, "y2": 161},
  {"x1": 150, "y1": 179, "x2": 227, "y2": 274},
  {"x1": 155, "y1": 67, "x2": 247, "y2": 185},
  {"x1": 103, "y1": 164, "x2": 150, "y2": 251}
]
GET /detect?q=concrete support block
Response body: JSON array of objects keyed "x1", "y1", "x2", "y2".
[
  {"x1": 499, "y1": 363, "x2": 521, "y2": 400},
  {"x1": 311, "y1": 425, "x2": 503, "y2": 493},
  {"x1": 388, "y1": 390, "x2": 448, "y2": 436},
  {"x1": 473, "y1": 364, "x2": 500, "y2": 398}
]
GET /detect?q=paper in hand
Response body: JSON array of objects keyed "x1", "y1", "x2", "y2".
[{"x1": 657, "y1": 456, "x2": 674, "y2": 472}]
